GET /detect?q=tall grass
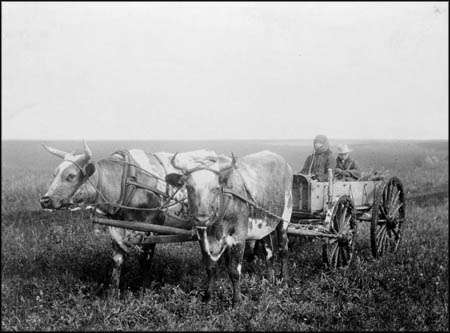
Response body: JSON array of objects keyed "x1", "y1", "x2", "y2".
[{"x1": 1, "y1": 140, "x2": 448, "y2": 330}]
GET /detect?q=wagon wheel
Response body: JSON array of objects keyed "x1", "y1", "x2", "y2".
[
  {"x1": 323, "y1": 195, "x2": 357, "y2": 269},
  {"x1": 370, "y1": 177, "x2": 405, "y2": 258}
]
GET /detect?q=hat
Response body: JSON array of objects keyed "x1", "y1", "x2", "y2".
[{"x1": 337, "y1": 144, "x2": 352, "y2": 154}]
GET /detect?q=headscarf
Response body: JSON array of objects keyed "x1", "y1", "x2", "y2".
[{"x1": 313, "y1": 134, "x2": 330, "y2": 153}]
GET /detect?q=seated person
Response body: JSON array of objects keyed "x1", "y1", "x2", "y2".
[
  {"x1": 335, "y1": 144, "x2": 361, "y2": 181},
  {"x1": 300, "y1": 135, "x2": 335, "y2": 182}
]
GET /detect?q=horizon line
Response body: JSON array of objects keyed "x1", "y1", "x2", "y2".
[{"x1": 1, "y1": 137, "x2": 448, "y2": 142}]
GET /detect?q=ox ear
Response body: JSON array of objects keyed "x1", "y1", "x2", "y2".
[
  {"x1": 166, "y1": 173, "x2": 185, "y2": 187},
  {"x1": 83, "y1": 163, "x2": 96, "y2": 178},
  {"x1": 219, "y1": 154, "x2": 236, "y2": 184},
  {"x1": 219, "y1": 166, "x2": 233, "y2": 185}
]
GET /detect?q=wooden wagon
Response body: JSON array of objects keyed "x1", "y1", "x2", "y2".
[{"x1": 287, "y1": 169, "x2": 406, "y2": 268}]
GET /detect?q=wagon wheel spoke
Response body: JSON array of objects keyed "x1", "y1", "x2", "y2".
[
  {"x1": 329, "y1": 238, "x2": 338, "y2": 245},
  {"x1": 388, "y1": 191, "x2": 400, "y2": 218},
  {"x1": 391, "y1": 227, "x2": 400, "y2": 240},
  {"x1": 378, "y1": 229, "x2": 387, "y2": 256},
  {"x1": 340, "y1": 214, "x2": 352, "y2": 234},
  {"x1": 333, "y1": 244, "x2": 340, "y2": 268},
  {"x1": 383, "y1": 186, "x2": 389, "y2": 207},
  {"x1": 379, "y1": 204, "x2": 388, "y2": 219},
  {"x1": 376, "y1": 223, "x2": 385, "y2": 239},
  {"x1": 389, "y1": 188, "x2": 399, "y2": 212},
  {"x1": 388, "y1": 185, "x2": 396, "y2": 205},
  {"x1": 376, "y1": 225, "x2": 387, "y2": 256},
  {"x1": 393, "y1": 230, "x2": 402, "y2": 251},
  {"x1": 386, "y1": 229, "x2": 396, "y2": 251},
  {"x1": 338, "y1": 205, "x2": 348, "y2": 231},
  {"x1": 328, "y1": 242, "x2": 339, "y2": 268},
  {"x1": 390, "y1": 202, "x2": 403, "y2": 219}
]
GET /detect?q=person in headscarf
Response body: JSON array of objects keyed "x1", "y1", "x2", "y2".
[
  {"x1": 300, "y1": 135, "x2": 335, "y2": 181},
  {"x1": 334, "y1": 144, "x2": 361, "y2": 181}
]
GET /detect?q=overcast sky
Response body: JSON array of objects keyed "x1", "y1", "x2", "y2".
[{"x1": 2, "y1": 2, "x2": 448, "y2": 140}]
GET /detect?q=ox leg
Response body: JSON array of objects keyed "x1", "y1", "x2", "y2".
[
  {"x1": 276, "y1": 223, "x2": 290, "y2": 283},
  {"x1": 225, "y1": 242, "x2": 245, "y2": 306},
  {"x1": 262, "y1": 234, "x2": 275, "y2": 283},
  {"x1": 244, "y1": 240, "x2": 257, "y2": 274},
  {"x1": 198, "y1": 240, "x2": 218, "y2": 302},
  {"x1": 138, "y1": 243, "x2": 156, "y2": 286},
  {"x1": 109, "y1": 242, "x2": 125, "y2": 298}
]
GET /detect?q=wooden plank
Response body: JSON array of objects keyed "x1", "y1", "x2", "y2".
[
  {"x1": 127, "y1": 234, "x2": 197, "y2": 244},
  {"x1": 93, "y1": 217, "x2": 194, "y2": 236}
]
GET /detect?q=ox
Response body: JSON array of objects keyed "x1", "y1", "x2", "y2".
[
  {"x1": 40, "y1": 141, "x2": 188, "y2": 296},
  {"x1": 165, "y1": 150, "x2": 293, "y2": 305}
]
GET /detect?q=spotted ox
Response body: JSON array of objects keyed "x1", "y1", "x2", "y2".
[
  {"x1": 40, "y1": 141, "x2": 188, "y2": 296},
  {"x1": 165, "y1": 150, "x2": 293, "y2": 305}
]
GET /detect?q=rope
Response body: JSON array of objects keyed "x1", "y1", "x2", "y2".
[{"x1": 223, "y1": 188, "x2": 290, "y2": 224}]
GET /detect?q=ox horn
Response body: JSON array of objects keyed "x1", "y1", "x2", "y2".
[
  {"x1": 170, "y1": 153, "x2": 185, "y2": 172},
  {"x1": 42, "y1": 144, "x2": 68, "y2": 159},
  {"x1": 83, "y1": 140, "x2": 92, "y2": 159}
]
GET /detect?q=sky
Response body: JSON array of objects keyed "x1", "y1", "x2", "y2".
[{"x1": 2, "y1": 2, "x2": 448, "y2": 140}]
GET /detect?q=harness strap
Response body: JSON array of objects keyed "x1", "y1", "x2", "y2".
[
  {"x1": 109, "y1": 150, "x2": 131, "y2": 215},
  {"x1": 106, "y1": 150, "x2": 188, "y2": 216},
  {"x1": 223, "y1": 188, "x2": 288, "y2": 223},
  {"x1": 151, "y1": 153, "x2": 170, "y2": 196},
  {"x1": 224, "y1": 160, "x2": 288, "y2": 223}
]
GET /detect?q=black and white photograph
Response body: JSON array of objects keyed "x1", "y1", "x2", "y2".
[{"x1": 2, "y1": 2, "x2": 448, "y2": 331}]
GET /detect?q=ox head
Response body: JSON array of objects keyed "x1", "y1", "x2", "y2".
[
  {"x1": 165, "y1": 151, "x2": 235, "y2": 227},
  {"x1": 40, "y1": 140, "x2": 96, "y2": 209}
]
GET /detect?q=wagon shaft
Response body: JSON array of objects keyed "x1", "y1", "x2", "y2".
[
  {"x1": 92, "y1": 217, "x2": 196, "y2": 236},
  {"x1": 125, "y1": 234, "x2": 197, "y2": 245}
]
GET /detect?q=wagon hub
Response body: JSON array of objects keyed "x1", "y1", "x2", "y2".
[
  {"x1": 386, "y1": 216, "x2": 397, "y2": 229},
  {"x1": 336, "y1": 233, "x2": 351, "y2": 245}
]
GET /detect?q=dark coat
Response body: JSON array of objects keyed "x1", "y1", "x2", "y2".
[
  {"x1": 300, "y1": 150, "x2": 335, "y2": 181},
  {"x1": 335, "y1": 156, "x2": 361, "y2": 180}
]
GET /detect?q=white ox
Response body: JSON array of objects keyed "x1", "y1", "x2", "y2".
[
  {"x1": 165, "y1": 149, "x2": 293, "y2": 305},
  {"x1": 40, "y1": 141, "x2": 188, "y2": 296}
]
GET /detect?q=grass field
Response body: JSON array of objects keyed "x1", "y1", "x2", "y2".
[{"x1": 1, "y1": 139, "x2": 448, "y2": 331}]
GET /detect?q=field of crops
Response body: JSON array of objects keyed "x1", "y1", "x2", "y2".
[{"x1": 1, "y1": 139, "x2": 448, "y2": 331}]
